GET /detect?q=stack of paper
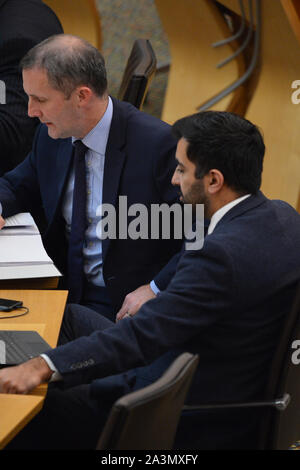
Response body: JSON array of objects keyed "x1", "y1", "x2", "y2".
[{"x1": 0, "y1": 213, "x2": 61, "y2": 280}]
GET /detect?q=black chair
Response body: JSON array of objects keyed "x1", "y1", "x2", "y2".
[
  {"x1": 118, "y1": 39, "x2": 157, "y2": 110},
  {"x1": 183, "y1": 277, "x2": 300, "y2": 450},
  {"x1": 96, "y1": 352, "x2": 198, "y2": 450}
]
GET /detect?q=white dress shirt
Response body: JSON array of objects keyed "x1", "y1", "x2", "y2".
[{"x1": 207, "y1": 194, "x2": 251, "y2": 235}]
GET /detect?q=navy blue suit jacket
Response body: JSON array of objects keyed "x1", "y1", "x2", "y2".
[
  {"x1": 0, "y1": 97, "x2": 182, "y2": 309},
  {"x1": 46, "y1": 192, "x2": 300, "y2": 413}
]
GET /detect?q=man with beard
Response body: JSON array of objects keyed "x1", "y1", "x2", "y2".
[{"x1": 1, "y1": 111, "x2": 300, "y2": 450}]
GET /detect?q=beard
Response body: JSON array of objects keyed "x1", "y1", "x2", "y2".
[{"x1": 181, "y1": 179, "x2": 210, "y2": 218}]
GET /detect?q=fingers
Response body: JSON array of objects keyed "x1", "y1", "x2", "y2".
[
  {"x1": 116, "y1": 294, "x2": 138, "y2": 322},
  {"x1": 0, "y1": 366, "x2": 26, "y2": 394},
  {"x1": 116, "y1": 284, "x2": 156, "y2": 322},
  {"x1": 0, "y1": 216, "x2": 5, "y2": 229},
  {"x1": 0, "y1": 357, "x2": 52, "y2": 394},
  {"x1": 116, "y1": 302, "x2": 133, "y2": 322}
]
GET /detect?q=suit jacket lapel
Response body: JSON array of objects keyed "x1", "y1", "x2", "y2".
[
  {"x1": 214, "y1": 191, "x2": 267, "y2": 230},
  {"x1": 102, "y1": 97, "x2": 127, "y2": 261}
]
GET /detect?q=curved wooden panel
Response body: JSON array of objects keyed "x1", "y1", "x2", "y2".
[
  {"x1": 220, "y1": 0, "x2": 253, "y2": 17},
  {"x1": 202, "y1": 0, "x2": 261, "y2": 117},
  {"x1": 156, "y1": 0, "x2": 300, "y2": 209},
  {"x1": 244, "y1": 0, "x2": 300, "y2": 209},
  {"x1": 281, "y1": 0, "x2": 300, "y2": 46},
  {"x1": 155, "y1": 0, "x2": 238, "y2": 124},
  {"x1": 43, "y1": 0, "x2": 102, "y2": 49}
]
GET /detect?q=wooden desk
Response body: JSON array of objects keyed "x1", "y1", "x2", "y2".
[
  {"x1": 0, "y1": 395, "x2": 44, "y2": 450},
  {"x1": 0, "y1": 289, "x2": 68, "y2": 449},
  {"x1": 0, "y1": 277, "x2": 59, "y2": 290}
]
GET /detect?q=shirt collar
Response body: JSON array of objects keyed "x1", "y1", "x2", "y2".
[
  {"x1": 207, "y1": 194, "x2": 251, "y2": 235},
  {"x1": 72, "y1": 96, "x2": 113, "y2": 155}
]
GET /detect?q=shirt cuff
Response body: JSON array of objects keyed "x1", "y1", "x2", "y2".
[
  {"x1": 150, "y1": 280, "x2": 160, "y2": 295},
  {"x1": 40, "y1": 354, "x2": 63, "y2": 382}
]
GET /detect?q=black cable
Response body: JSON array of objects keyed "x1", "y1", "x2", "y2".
[{"x1": 0, "y1": 306, "x2": 29, "y2": 320}]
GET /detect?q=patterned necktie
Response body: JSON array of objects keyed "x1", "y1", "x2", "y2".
[{"x1": 67, "y1": 140, "x2": 88, "y2": 303}]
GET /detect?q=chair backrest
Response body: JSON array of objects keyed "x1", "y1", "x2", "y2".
[
  {"x1": 96, "y1": 352, "x2": 198, "y2": 450},
  {"x1": 118, "y1": 39, "x2": 157, "y2": 109},
  {"x1": 259, "y1": 276, "x2": 300, "y2": 449}
]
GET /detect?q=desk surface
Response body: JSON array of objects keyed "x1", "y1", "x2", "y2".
[
  {"x1": 0, "y1": 289, "x2": 68, "y2": 449},
  {"x1": 0, "y1": 395, "x2": 44, "y2": 450},
  {"x1": 0, "y1": 289, "x2": 67, "y2": 347}
]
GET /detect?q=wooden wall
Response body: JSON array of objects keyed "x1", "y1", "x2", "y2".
[
  {"x1": 155, "y1": 0, "x2": 300, "y2": 210},
  {"x1": 43, "y1": 0, "x2": 102, "y2": 50}
]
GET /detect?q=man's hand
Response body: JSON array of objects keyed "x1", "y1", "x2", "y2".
[
  {"x1": 0, "y1": 356, "x2": 53, "y2": 394},
  {"x1": 0, "y1": 216, "x2": 5, "y2": 229},
  {"x1": 116, "y1": 284, "x2": 156, "y2": 322}
]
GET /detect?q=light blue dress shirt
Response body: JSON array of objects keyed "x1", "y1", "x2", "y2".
[{"x1": 62, "y1": 96, "x2": 113, "y2": 287}]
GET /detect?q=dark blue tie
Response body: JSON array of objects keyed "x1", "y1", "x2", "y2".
[{"x1": 67, "y1": 140, "x2": 88, "y2": 303}]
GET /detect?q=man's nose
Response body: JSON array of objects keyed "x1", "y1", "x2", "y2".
[
  {"x1": 28, "y1": 98, "x2": 41, "y2": 118},
  {"x1": 171, "y1": 170, "x2": 179, "y2": 186}
]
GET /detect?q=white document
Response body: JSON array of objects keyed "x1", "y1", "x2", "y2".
[
  {"x1": 0, "y1": 235, "x2": 53, "y2": 264},
  {"x1": 3, "y1": 213, "x2": 35, "y2": 227},
  {"x1": 0, "y1": 213, "x2": 61, "y2": 280},
  {"x1": 0, "y1": 264, "x2": 60, "y2": 280},
  {"x1": 0, "y1": 213, "x2": 39, "y2": 235}
]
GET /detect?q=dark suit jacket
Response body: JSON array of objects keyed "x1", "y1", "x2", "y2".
[
  {"x1": 45, "y1": 192, "x2": 300, "y2": 447},
  {"x1": 0, "y1": 0, "x2": 63, "y2": 174},
  {"x1": 0, "y1": 97, "x2": 182, "y2": 310}
]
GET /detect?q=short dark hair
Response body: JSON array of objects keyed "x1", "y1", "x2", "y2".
[
  {"x1": 20, "y1": 34, "x2": 107, "y2": 98},
  {"x1": 172, "y1": 111, "x2": 265, "y2": 194}
]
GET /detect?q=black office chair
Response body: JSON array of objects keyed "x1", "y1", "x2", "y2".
[
  {"x1": 183, "y1": 277, "x2": 300, "y2": 450},
  {"x1": 118, "y1": 38, "x2": 157, "y2": 110},
  {"x1": 96, "y1": 352, "x2": 198, "y2": 450}
]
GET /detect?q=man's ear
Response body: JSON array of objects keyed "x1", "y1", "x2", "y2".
[
  {"x1": 76, "y1": 86, "x2": 93, "y2": 105},
  {"x1": 206, "y1": 169, "x2": 224, "y2": 194}
]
